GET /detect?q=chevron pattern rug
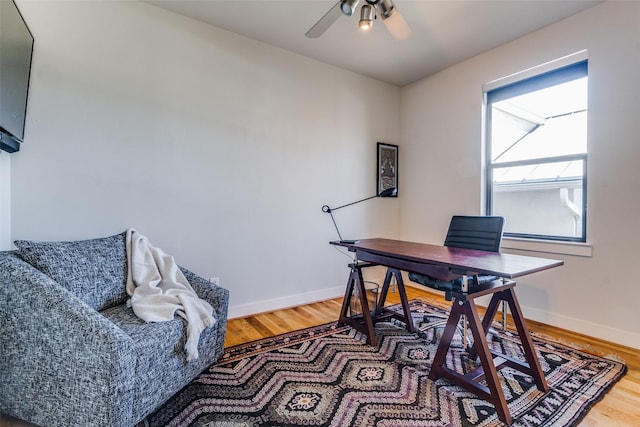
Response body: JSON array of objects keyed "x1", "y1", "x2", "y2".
[{"x1": 142, "y1": 299, "x2": 626, "y2": 427}]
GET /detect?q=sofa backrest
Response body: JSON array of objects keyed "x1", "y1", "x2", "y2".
[{"x1": 14, "y1": 233, "x2": 129, "y2": 311}]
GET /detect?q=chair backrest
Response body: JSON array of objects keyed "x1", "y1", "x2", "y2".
[{"x1": 444, "y1": 215, "x2": 504, "y2": 253}]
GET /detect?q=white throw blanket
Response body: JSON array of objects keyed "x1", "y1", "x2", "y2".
[{"x1": 125, "y1": 228, "x2": 215, "y2": 361}]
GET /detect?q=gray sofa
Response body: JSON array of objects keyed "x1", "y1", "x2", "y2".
[{"x1": 0, "y1": 233, "x2": 229, "y2": 427}]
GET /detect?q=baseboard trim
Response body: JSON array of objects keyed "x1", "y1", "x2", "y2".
[
  {"x1": 228, "y1": 286, "x2": 345, "y2": 319},
  {"x1": 520, "y1": 303, "x2": 640, "y2": 350}
]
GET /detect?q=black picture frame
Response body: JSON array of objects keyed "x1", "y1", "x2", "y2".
[{"x1": 377, "y1": 142, "x2": 398, "y2": 196}]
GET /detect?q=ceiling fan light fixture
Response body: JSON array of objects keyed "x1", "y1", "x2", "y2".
[
  {"x1": 381, "y1": 8, "x2": 411, "y2": 40},
  {"x1": 306, "y1": 0, "x2": 411, "y2": 40},
  {"x1": 340, "y1": 0, "x2": 360, "y2": 16},
  {"x1": 359, "y1": 4, "x2": 373, "y2": 30},
  {"x1": 377, "y1": 0, "x2": 397, "y2": 20}
]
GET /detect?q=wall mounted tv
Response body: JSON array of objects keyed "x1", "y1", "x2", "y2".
[{"x1": 0, "y1": 0, "x2": 34, "y2": 153}]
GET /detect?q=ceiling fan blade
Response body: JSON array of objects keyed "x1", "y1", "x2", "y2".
[
  {"x1": 306, "y1": 1, "x2": 343, "y2": 38},
  {"x1": 382, "y1": 8, "x2": 411, "y2": 40}
]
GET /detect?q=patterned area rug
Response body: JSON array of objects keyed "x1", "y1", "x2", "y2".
[{"x1": 142, "y1": 299, "x2": 626, "y2": 427}]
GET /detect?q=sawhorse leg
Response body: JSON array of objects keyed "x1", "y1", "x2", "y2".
[
  {"x1": 376, "y1": 268, "x2": 415, "y2": 333},
  {"x1": 429, "y1": 297, "x2": 512, "y2": 424},
  {"x1": 337, "y1": 263, "x2": 377, "y2": 346},
  {"x1": 337, "y1": 266, "x2": 416, "y2": 346},
  {"x1": 429, "y1": 281, "x2": 549, "y2": 425},
  {"x1": 469, "y1": 287, "x2": 548, "y2": 393}
]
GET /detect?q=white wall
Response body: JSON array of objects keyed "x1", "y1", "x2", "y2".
[
  {"x1": 10, "y1": 0, "x2": 400, "y2": 317},
  {"x1": 0, "y1": 151, "x2": 10, "y2": 250},
  {"x1": 401, "y1": 0, "x2": 640, "y2": 349}
]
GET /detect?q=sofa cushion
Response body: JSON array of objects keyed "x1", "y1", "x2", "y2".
[
  {"x1": 14, "y1": 233, "x2": 128, "y2": 311},
  {"x1": 101, "y1": 304, "x2": 185, "y2": 372},
  {"x1": 100, "y1": 302, "x2": 223, "y2": 421}
]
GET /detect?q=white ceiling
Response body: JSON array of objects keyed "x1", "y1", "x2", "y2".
[{"x1": 145, "y1": 0, "x2": 601, "y2": 87}]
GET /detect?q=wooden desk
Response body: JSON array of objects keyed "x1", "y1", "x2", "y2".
[{"x1": 331, "y1": 238, "x2": 563, "y2": 425}]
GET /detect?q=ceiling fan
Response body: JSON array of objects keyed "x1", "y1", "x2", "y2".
[{"x1": 306, "y1": 0, "x2": 411, "y2": 40}]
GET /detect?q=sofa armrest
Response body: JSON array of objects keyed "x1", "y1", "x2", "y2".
[
  {"x1": 181, "y1": 267, "x2": 230, "y2": 359},
  {"x1": 0, "y1": 253, "x2": 137, "y2": 427}
]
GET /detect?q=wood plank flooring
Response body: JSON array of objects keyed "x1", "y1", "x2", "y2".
[{"x1": 226, "y1": 281, "x2": 640, "y2": 427}]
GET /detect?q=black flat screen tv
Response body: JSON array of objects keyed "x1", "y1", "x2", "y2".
[{"x1": 0, "y1": 0, "x2": 34, "y2": 153}]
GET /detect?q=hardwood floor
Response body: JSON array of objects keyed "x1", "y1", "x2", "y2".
[{"x1": 226, "y1": 280, "x2": 640, "y2": 427}]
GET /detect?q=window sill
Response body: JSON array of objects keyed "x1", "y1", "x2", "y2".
[{"x1": 502, "y1": 237, "x2": 592, "y2": 257}]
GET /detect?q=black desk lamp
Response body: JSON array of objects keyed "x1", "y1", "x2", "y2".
[{"x1": 322, "y1": 187, "x2": 397, "y2": 244}]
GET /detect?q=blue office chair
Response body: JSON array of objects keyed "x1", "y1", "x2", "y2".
[{"x1": 408, "y1": 215, "x2": 505, "y2": 301}]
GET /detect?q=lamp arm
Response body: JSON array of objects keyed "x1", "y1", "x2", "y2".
[
  {"x1": 321, "y1": 194, "x2": 376, "y2": 243},
  {"x1": 321, "y1": 187, "x2": 395, "y2": 242},
  {"x1": 326, "y1": 209, "x2": 344, "y2": 241},
  {"x1": 323, "y1": 194, "x2": 378, "y2": 213}
]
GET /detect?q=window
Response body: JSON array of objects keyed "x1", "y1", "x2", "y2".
[{"x1": 485, "y1": 59, "x2": 588, "y2": 242}]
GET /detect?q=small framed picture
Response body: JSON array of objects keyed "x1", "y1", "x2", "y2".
[{"x1": 377, "y1": 142, "x2": 398, "y2": 197}]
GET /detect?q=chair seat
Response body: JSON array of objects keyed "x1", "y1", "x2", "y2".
[{"x1": 408, "y1": 272, "x2": 498, "y2": 300}]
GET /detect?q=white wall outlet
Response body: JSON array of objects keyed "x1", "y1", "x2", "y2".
[{"x1": 209, "y1": 277, "x2": 220, "y2": 286}]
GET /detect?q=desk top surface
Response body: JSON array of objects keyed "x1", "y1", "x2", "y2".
[{"x1": 331, "y1": 238, "x2": 563, "y2": 278}]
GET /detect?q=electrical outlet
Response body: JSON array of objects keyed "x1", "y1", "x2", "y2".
[{"x1": 209, "y1": 277, "x2": 220, "y2": 286}]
